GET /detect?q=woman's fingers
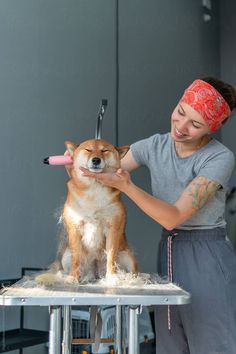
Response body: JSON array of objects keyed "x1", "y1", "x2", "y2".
[
  {"x1": 79, "y1": 167, "x2": 111, "y2": 182},
  {"x1": 79, "y1": 167, "x2": 131, "y2": 192},
  {"x1": 79, "y1": 167, "x2": 98, "y2": 177}
]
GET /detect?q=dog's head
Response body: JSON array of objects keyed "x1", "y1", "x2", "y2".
[{"x1": 65, "y1": 139, "x2": 129, "y2": 176}]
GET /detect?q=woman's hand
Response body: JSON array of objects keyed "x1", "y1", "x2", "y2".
[{"x1": 80, "y1": 167, "x2": 132, "y2": 192}]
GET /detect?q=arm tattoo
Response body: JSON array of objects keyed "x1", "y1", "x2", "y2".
[{"x1": 187, "y1": 176, "x2": 221, "y2": 211}]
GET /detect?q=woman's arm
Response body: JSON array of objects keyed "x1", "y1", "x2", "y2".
[
  {"x1": 122, "y1": 175, "x2": 220, "y2": 230},
  {"x1": 80, "y1": 167, "x2": 220, "y2": 230},
  {"x1": 120, "y1": 149, "x2": 140, "y2": 172}
]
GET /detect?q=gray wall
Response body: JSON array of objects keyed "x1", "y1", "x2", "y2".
[
  {"x1": 220, "y1": 0, "x2": 236, "y2": 186},
  {"x1": 0, "y1": 0, "x2": 116, "y2": 280},
  {"x1": 219, "y1": 0, "x2": 236, "y2": 249},
  {"x1": 0, "y1": 1, "x2": 225, "y2": 352}
]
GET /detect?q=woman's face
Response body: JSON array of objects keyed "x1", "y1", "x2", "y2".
[{"x1": 171, "y1": 102, "x2": 211, "y2": 143}]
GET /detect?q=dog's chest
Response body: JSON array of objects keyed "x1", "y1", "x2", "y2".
[
  {"x1": 65, "y1": 184, "x2": 119, "y2": 252},
  {"x1": 73, "y1": 183, "x2": 116, "y2": 217},
  {"x1": 81, "y1": 221, "x2": 106, "y2": 252}
]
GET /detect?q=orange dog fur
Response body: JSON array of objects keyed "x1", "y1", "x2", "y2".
[{"x1": 57, "y1": 138, "x2": 138, "y2": 282}]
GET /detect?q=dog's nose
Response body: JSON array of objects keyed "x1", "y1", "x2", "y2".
[{"x1": 92, "y1": 157, "x2": 101, "y2": 166}]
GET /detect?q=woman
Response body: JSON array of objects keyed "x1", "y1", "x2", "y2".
[{"x1": 81, "y1": 77, "x2": 236, "y2": 354}]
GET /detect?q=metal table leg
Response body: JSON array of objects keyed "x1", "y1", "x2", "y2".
[
  {"x1": 122, "y1": 306, "x2": 127, "y2": 354},
  {"x1": 116, "y1": 305, "x2": 122, "y2": 354},
  {"x1": 62, "y1": 305, "x2": 72, "y2": 354},
  {"x1": 128, "y1": 306, "x2": 140, "y2": 354},
  {"x1": 49, "y1": 305, "x2": 62, "y2": 354}
]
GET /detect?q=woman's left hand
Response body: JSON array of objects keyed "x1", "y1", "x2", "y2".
[{"x1": 80, "y1": 167, "x2": 132, "y2": 192}]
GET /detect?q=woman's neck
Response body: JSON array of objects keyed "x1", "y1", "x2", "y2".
[{"x1": 174, "y1": 135, "x2": 211, "y2": 158}]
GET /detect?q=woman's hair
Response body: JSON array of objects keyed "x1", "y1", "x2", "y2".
[{"x1": 201, "y1": 77, "x2": 236, "y2": 112}]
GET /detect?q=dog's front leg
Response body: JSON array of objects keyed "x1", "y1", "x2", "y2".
[
  {"x1": 105, "y1": 219, "x2": 124, "y2": 277},
  {"x1": 106, "y1": 242, "x2": 119, "y2": 277},
  {"x1": 67, "y1": 225, "x2": 82, "y2": 281}
]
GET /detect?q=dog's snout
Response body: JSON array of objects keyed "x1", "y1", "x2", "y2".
[{"x1": 92, "y1": 157, "x2": 101, "y2": 166}]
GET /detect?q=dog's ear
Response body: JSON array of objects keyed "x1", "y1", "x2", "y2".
[
  {"x1": 116, "y1": 145, "x2": 130, "y2": 159},
  {"x1": 64, "y1": 141, "x2": 78, "y2": 157}
]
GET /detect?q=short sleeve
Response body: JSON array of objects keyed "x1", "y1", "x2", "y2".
[
  {"x1": 130, "y1": 134, "x2": 158, "y2": 167},
  {"x1": 198, "y1": 149, "x2": 235, "y2": 189}
]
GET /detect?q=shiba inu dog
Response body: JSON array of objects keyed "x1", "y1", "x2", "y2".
[{"x1": 45, "y1": 138, "x2": 138, "y2": 283}]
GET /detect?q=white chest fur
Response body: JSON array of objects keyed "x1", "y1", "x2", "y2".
[{"x1": 64, "y1": 182, "x2": 120, "y2": 254}]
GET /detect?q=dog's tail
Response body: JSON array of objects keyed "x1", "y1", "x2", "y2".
[{"x1": 35, "y1": 272, "x2": 59, "y2": 285}]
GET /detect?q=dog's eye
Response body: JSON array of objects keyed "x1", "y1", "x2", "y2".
[
  {"x1": 101, "y1": 150, "x2": 109, "y2": 153},
  {"x1": 85, "y1": 149, "x2": 92, "y2": 152}
]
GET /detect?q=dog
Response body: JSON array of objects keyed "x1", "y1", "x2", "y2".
[{"x1": 41, "y1": 138, "x2": 138, "y2": 283}]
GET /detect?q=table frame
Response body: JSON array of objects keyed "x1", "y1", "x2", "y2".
[{"x1": 0, "y1": 279, "x2": 191, "y2": 354}]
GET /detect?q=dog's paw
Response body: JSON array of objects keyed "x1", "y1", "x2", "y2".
[
  {"x1": 103, "y1": 272, "x2": 120, "y2": 286},
  {"x1": 69, "y1": 270, "x2": 81, "y2": 283}
]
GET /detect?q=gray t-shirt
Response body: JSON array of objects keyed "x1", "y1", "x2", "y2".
[{"x1": 131, "y1": 133, "x2": 235, "y2": 229}]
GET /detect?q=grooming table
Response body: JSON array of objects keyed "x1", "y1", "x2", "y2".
[{"x1": 0, "y1": 277, "x2": 190, "y2": 354}]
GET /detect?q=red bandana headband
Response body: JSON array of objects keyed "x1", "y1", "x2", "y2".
[{"x1": 179, "y1": 79, "x2": 231, "y2": 132}]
